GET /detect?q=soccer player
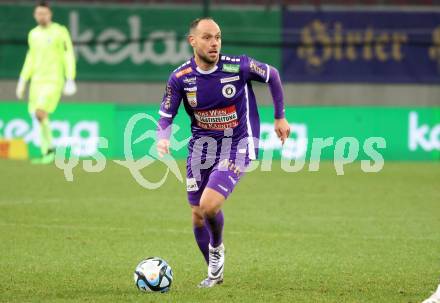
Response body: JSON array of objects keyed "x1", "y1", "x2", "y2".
[
  {"x1": 156, "y1": 17, "x2": 290, "y2": 288},
  {"x1": 422, "y1": 283, "x2": 440, "y2": 303},
  {"x1": 16, "y1": 1, "x2": 77, "y2": 164}
]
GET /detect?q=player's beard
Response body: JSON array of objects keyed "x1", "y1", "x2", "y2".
[{"x1": 197, "y1": 49, "x2": 218, "y2": 66}]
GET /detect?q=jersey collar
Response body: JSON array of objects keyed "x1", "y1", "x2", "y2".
[
  {"x1": 191, "y1": 57, "x2": 218, "y2": 75},
  {"x1": 196, "y1": 65, "x2": 218, "y2": 74}
]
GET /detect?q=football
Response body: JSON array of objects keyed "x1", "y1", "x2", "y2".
[{"x1": 133, "y1": 257, "x2": 173, "y2": 293}]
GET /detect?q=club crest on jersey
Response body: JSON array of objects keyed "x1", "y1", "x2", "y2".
[
  {"x1": 183, "y1": 76, "x2": 197, "y2": 85},
  {"x1": 186, "y1": 92, "x2": 197, "y2": 107},
  {"x1": 222, "y1": 84, "x2": 236, "y2": 99}
]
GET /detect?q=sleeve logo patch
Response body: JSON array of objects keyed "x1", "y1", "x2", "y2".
[
  {"x1": 222, "y1": 64, "x2": 240, "y2": 73},
  {"x1": 163, "y1": 84, "x2": 172, "y2": 109},
  {"x1": 250, "y1": 60, "x2": 266, "y2": 78}
]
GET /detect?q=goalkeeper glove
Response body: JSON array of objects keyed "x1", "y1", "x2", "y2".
[
  {"x1": 15, "y1": 77, "x2": 27, "y2": 99},
  {"x1": 63, "y1": 79, "x2": 77, "y2": 96}
]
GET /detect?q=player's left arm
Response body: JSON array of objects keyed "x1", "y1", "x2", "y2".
[
  {"x1": 268, "y1": 66, "x2": 290, "y2": 145},
  {"x1": 61, "y1": 26, "x2": 77, "y2": 95},
  {"x1": 242, "y1": 56, "x2": 290, "y2": 144}
]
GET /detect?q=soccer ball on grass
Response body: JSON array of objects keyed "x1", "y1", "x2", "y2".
[{"x1": 134, "y1": 257, "x2": 173, "y2": 293}]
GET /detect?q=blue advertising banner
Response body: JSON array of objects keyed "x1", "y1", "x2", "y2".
[{"x1": 282, "y1": 9, "x2": 440, "y2": 83}]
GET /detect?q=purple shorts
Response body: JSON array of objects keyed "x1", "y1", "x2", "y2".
[{"x1": 186, "y1": 157, "x2": 249, "y2": 206}]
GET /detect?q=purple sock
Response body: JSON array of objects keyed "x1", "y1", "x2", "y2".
[
  {"x1": 193, "y1": 225, "x2": 210, "y2": 264},
  {"x1": 204, "y1": 210, "x2": 224, "y2": 248}
]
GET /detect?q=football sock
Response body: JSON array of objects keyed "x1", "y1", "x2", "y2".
[
  {"x1": 193, "y1": 225, "x2": 210, "y2": 264},
  {"x1": 204, "y1": 210, "x2": 224, "y2": 248},
  {"x1": 40, "y1": 117, "x2": 53, "y2": 156}
]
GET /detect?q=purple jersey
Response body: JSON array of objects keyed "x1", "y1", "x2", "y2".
[{"x1": 159, "y1": 54, "x2": 274, "y2": 161}]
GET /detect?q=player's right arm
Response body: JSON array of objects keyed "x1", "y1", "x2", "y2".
[
  {"x1": 16, "y1": 32, "x2": 34, "y2": 99},
  {"x1": 156, "y1": 74, "x2": 183, "y2": 157}
]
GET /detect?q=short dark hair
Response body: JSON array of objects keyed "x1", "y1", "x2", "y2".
[
  {"x1": 35, "y1": 1, "x2": 50, "y2": 9},
  {"x1": 189, "y1": 17, "x2": 215, "y2": 34}
]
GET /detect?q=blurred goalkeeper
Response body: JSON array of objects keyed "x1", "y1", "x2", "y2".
[{"x1": 16, "y1": 1, "x2": 76, "y2": 164}]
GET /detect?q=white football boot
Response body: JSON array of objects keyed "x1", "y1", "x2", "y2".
[
  {"x1": 198, "y1": 243, "x2": 225, "y2": 288},
  {"x1": 422, "y1": 284, "x2": 440, "y2": 303}
]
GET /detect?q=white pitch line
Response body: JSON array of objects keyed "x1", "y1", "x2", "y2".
[{"x1": 0, "y1": 222, "x2": 439, "y2": 241}]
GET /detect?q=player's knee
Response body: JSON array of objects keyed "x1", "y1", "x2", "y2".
[
  {"x1": 199, "y1": 189, "x2": 224, "y2": 218},
  {"x1": 191, "y1": 207, "x2": 204, "y2": 227},
  {"x1": 199, "y1": 199, "x2": 217, "y2": 218},
  {"x1": 35, "y1": 109, "x2": 47, "y2": 122},
  {"x1": 35, "y1": 113, "x2": 44, "y2": 122}
]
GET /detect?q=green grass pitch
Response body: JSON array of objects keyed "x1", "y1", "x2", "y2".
[{"x1": 0, "y1": 160, "x2": 439, "y2": 302}]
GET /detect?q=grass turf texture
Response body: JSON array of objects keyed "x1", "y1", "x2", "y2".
[{"x1": 0, "y1": 160, "x2": 439, "y2": 303}]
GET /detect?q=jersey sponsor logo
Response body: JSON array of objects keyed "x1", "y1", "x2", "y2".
[
  {"x1": 222, "y1": 64, "x2": 240, "y2": 73},
  {"x1": 249, "y1": 60, "x2": 266, "y2": 78},
  {"x1": 186, "y1": 178, "x2": 199, "y2": 192},
  {"x1": 194, "y1": 105, "x2": 239, "y2": 130},
  {"x1": 184, "y1": 86, "x2": 197, "y2": 92},
  {"x1": 222, "y1": 84, "x2": 236, "y2": 98},
  {"x1": 176, "y1": 67, "x2": 192, "y2": 78},
  {"x1": 220, "y1": 75, "x2": 240, "y2": 84},
  {"x1": 186, "y1": 92, "x2": 197, "y2": 107},
  {"x1": 183, "y1": 76, "x2": 196, "y2": 85}
]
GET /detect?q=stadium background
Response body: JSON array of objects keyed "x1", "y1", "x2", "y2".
[{"x1": 0, "y1": 0, "x2": 439, "y2": 160}]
